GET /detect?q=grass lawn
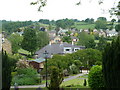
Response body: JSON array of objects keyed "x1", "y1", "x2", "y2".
[
  {"x1": 18, "y1": 48, "x2": 31, "y2": 55},
  {"x1": 73, "y1": 22, "x2": 95, "y2": 30},
  {"x1": 61, "y1": 74, "x2": 90, "y2": 88},
  {"x1": 94, "y1": 40, "x2": 112, "y2": 43}
]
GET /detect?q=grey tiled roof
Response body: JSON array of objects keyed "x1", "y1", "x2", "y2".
[{"x1": 35, "y1": 42, "x2": 85, "y2": 58}]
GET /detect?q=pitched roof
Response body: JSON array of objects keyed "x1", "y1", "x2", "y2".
[{"x1": 35, "y1": 42, "x2": 85, "y2": 58}]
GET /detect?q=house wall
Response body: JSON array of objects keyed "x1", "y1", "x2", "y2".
[{"x1": 29, "y1": 61, "x2": 39, "y2": 70}]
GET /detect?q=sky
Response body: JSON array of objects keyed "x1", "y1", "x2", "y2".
[{"x1": 0, "y1": 0, "x2": 119, "y2": 21}]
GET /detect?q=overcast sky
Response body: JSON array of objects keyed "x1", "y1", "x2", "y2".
[{"x1": 0, "y1": 0, "x2": 119, "y2": 21}]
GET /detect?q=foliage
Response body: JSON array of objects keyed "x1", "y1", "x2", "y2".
[
  {"x1": 16, "y1": 60, "x2": 30, "y2": 69},
  {"x1": 97, "y1": 17, "x2": 107, "y2": 21},
  {"x1": 62, "y1": 36, "x2": 71, "y2": 43},
  {"x1": 48, "y1": 66, "x2": 64, "y2": 90},
  {"x1": 12, "y1": 67, "x2": 39, "y2": 85},
  {"x1": 85, "y1": 18, "x2": 94, "y2": 24},
  {"x1": 115, "y1": 24, "x2": 120, "y2": 32},
  {"x1": 95, "y1": 20, "x2": 107, "y2": 30},
  {"x1": 83, "y1": 79, "x2": 87, "y2": 86},
  {"x1": 36, "y1": 31, "x2": 49, "y2": 49},
  {"x1": 96, "y1": 37, "x2": 107, "y2": 51},
  {"x1": 2, "y1": 50, "x2": 17, "y2": 89},
  {"x1": 2, "y1": 20, "x2": 32, "y2": 35},
  {"x1": 21, "y1": 27, "x2": 38, "y2": 55},
  {"x1": 102, "y1": 36, "x2": 120, "y2": 88},
  {"x1": 85, "y1": 39, "x2": 96, "y2": 49},
  {"x1": 95, "y1": 61, "x2": 102, "y2": 65},
  {"x1": 38, "y1": 19, "x2": 50, "y2": 24},
  {"x1": 8, "y1": 33, "x2": 23, "y2": 54},
  {"x1": 88, "y1": 65, "x2": 104, "y2": 89},
  {"x1": 69, "y1": 64, "x2": 79, "y2": 74},
  {"x1": 77, "y1": 32, "x2": 95, "y2": 46},
  {"x1": 72, "y1": 48, "x2": 102, "y2": 67},
  {"x1": 56, "y1": 19, "x2": 74, "y2": 29}
]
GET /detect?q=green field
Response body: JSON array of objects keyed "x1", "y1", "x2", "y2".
[
  {"x1": 94, "y1": 40, "x2": 112, "y2": 43},
  {"x1": 18, "y1": 48, "x2": 31, "y2": 55},
  {"x1": 73, "y1": 22, "x2": 95, "y2": 30}
]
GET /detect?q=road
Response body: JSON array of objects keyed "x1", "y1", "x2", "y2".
[{"x1": 11, "y1": 70, "x2": 88, "y2": 88}]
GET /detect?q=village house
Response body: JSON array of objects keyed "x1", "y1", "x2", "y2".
[
  {"x1": 93, "y1": 29, "x2": 99, "y2": 34},
  {"x1": 35, "y1": 42, "x2": 85, "y2": 58},
  {"x1": 27, "y1": 58, "x2": 45, "y2": 72},
  {"x1": 99, "y1": 29, "x2": 106, "y2": 37},
  {"x1": 50, "y1": 36, "x2": 62, "y2": 44},
  {"x1": 58, "y1": 28, "x2": 69, "y2": 35},
  {"x1": 83, "y1": 29, "x2": 89, "y2": 34},
  {"x1": 71, "y1": 36, "x2": 79, "y2": 42},
  {"x1": 106, "y1": 29, "x2": 118, "y2": 37},
  {"x1": 48, "y1": 30, "x2": 56, "y2": 37}
]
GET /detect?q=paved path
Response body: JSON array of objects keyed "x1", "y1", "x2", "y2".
[
  {"x1": 11, "y1": 70, "x2": 89, "y2": 88},
  {"x1": 63, "y1": 70, "x2": 88, "y2": 82}
]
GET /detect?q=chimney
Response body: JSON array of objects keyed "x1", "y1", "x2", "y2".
[
  {"x1": 60, "y1": 41, "x2": 63, "y2": 46},
  {"x1": 72, "y1": 41, "x2": 74, "y2": 45}
]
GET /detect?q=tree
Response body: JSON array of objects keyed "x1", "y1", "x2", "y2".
[
  {"x1": 102, "y1": 36, "x2": 120, "y2": 88},
  {"x1": 96, "y1": 37, "x2": 107, "y2": 51},
  {"x1": 97, "y1": 17, "x2": 107, "y2": 21},
  {"x1": 56, "y1": 19, "x2": 74, "y2": 29},
  {"x1": 39, "y1": 19, "x2": 50, "y2": 24},
  {"x1": 88, "y1": 65, "x2": 104, "y2": 89},
  {"x1": 36, "y1": 31, "x2": 49, "y2": 49},
  {"x1": 48, "y1": 66, "x2": 64, "y2": 90},
  {"x1": 2, "y1": 50, "x2": 17, "y2": 90},
  {"x1": 85, "y1": 39, "x2": 96, "y2": 49},
  {"x1": 95, "y1": 20, "x2": 107, "y2": 30},
  {"x1": 77, "y1": 32, "x2": 95, "y2": 46},
  {"x1": 13, "y1": 67, "x2": 39, "y2": 85},
  {"x1": 71, "y1": 48, "x2": 102, "y2": 67},
  {"x1": 8, "y1": 33, "x2": 23, "y2": 54},
  {"x1": 111, "y1": 19, "x2": 116, "y2": 23},
  {"x1": 115, "y1": 24, "x2": 120, "y2": 32},
  {"x1": 85, "y1": 18, "x2": 94, "y2": 24},
  {"x1": 62, "y1": 36, "x2": 71, "y2": 43},
  {"x1": 21, "y1": 27, "x2": 38, "y2": 55}
]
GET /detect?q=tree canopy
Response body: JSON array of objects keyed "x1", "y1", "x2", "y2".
[
  {"x1": 21, "y1": 27, "x2": 38, "y2": 55},
  {"x1": 77, "y1": 32, "x2": 95, "y2": 46},
  {"x1": 102, "y1": 36, "x2": 120, "y2": 88}
]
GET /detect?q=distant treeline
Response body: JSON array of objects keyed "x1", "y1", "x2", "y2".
[{"x1": 2, "y1": 20, "x2": 33, "y2": 34}]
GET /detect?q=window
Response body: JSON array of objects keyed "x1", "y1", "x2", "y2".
[
  {"x1": 74, "y1": 49, "x2": 79, "y2": 51},
  {"x1": 66, "y1": 49, "x2": 70, "y2": 51}
]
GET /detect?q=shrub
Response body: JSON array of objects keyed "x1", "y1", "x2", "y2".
[
  {"x1": 69, "y1": 64, "x2": 79, "y2": 74},
  {"x1": 12, "y1": 67, "x2": 40, "y2": 85},
  {"x1": 88, "y1": 65, "x2": 104, "y2": 89},
  {"x1": 83, "y1": 79, "x2": 87, "y2": 86}
]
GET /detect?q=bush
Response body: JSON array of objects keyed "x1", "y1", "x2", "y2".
[
  {"x1": 12, "y1": 67, "x2": 40, "y2": 85},
  {"x1": 83, "y1": 79, "x2": 87, "y2": 86},
  {"x1": 88, "y1": 65, "x2": 104, "y2": 89},
  {"x1": 69, "y1": 64, "x2": 79, "y2": 74},
  {"x1": 12, "y1": 76, "x2": 39, "y2": 85}
]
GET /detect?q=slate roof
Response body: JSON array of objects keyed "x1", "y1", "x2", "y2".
[{"x1": 35, "y1": 42, "x2": 85, "y2": 58}]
